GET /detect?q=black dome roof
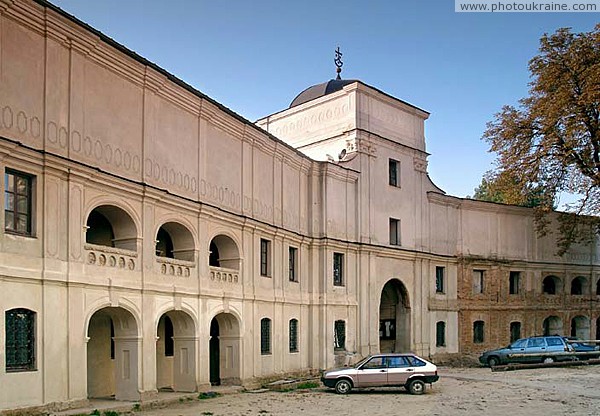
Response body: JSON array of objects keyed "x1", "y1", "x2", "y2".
[{"x1": 289, "y1": 79, "x2": 358, "y2": 108}]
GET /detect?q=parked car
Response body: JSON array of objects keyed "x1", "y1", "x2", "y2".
[
  {"x1": 563, "y1": 337, "x2": 600, "y2": 358},
  {"x1": 321, "y1": 353, "x2": 439, "y2": 395},
  {"x1": 479, "y1": 336, "x2": 575, "y2": 367}
]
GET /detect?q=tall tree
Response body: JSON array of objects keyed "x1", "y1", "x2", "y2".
[
  {"x1": 471, "y1": 170, "x2": 548, "y2": 208},
  {"x1": 483, "y1": 24, "x2": 600, "y2": 253}
]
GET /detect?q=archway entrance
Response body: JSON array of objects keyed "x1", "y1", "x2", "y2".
[
  {"x1": 542, "y1": 315, "x2": 563, "y2": 336},
  {"x1": 87, "y1": 307, "x2": 139, "y2": 401},
  {"x1": 379, "y1": 279, "x2": 411, "y2": 353},
  {"x1": 570, "y1": 315, "x2": 590, "y2": 339},
  {"x1": 156, "y1": 311, "x2": 197, "y2": 392},
  {"x1": 209, "y1": 313, "x2": 241, "y2": 385}
]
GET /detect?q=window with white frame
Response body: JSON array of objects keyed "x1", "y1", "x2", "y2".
[
  {"x1": 435, "y1": 266, "x2": 445, "y2": 293},
  {"x1": 472, "y1": 270, "x2": 485, "y2": 294},
  {"x1": 389, "y1": 218, "x2": 400, "y2": 246},
  {"x1": 389, "y1": 159, "x2": 400, "y2": 187},
  {"x1": 288, "y1": 246, "x2": 298, "y2": 282},
  {"x1": 260, "y1": 238, "x2": 271, "y2": 277}
]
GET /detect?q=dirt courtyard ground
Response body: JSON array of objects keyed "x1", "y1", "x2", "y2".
[{"x1": 136, "y1": 366, "x2": 600, "y2": 416}]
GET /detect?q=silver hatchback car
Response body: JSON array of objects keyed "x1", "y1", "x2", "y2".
[{"x1": 321, "y1": 353, "x2": 439, "y2": 395}]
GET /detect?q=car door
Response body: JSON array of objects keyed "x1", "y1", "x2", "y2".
[
  {"x1": 524, "y1": 337, "x2": 547, "y2": 362},
  {"x1": 385, "y1": 355, "x2": 412, "y2": 386},
  {"x1": 356, "y1": 356, "x2": 387, "y2": 387}
]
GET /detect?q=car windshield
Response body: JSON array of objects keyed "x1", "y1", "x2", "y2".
[
  {"x1": 353, "y1": 356, "x2": 372, "y2": 368},
  {"x1": 510, "y1": 339, "x2": 527, "y2": 349}
]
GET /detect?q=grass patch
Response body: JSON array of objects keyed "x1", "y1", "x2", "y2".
[{"x1": 198, "y1": 391, "x2": 221, "y2": 400}]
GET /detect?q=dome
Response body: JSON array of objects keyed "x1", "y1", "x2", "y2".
[{"x1": 289, "y1": 79, "x2": 358, "y2": 108}]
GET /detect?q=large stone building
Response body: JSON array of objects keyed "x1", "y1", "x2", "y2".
[{"x1": 1, "y1": 0, "x2": 598, "y2": 412}]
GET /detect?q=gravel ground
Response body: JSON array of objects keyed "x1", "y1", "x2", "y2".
[{"x1": 138, "y1": 366, "x2": 600, "y2": 416}]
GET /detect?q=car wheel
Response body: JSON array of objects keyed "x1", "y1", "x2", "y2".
[
  {"x1": 334, "y1": 379, "x2": 352, "y2": 394},
  {"x1": 542, "y1": 357, "x2": 555, "y2": 364},
  {"x1": 407, "y1": 379, "x2": 426, "y2": 395},
  {"x1": 487, "y1": 356, "x2": 500, "y2": 367}
]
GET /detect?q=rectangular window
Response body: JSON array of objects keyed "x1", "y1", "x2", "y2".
[
  {"x1": 435, "y1": 266, "x2": 445, "y2": 293},
  {"x1": 288, "y1": 246, "x2": 298, "y2": 282},
  {"x1": 473, "y1": 320, "x2": 485, "y2": 344},
  {"x1": 389, "y1": 159, "x2": 400, "y2": 187},
  {"x1": 509, "y1": 271, "x2": 520, "y2": 295},
  {"x1": 436, "y1": 321, "x2": 446, "y2": 347},
  {"x1": 5, "y1": 170, "x2": 33, "y2": 236},
  {"x1": 510, "y1": 322, "x2": 521, "y2": 343},
  {"x1": 472, "y1": 269, "x2": 485, "y2": 294},
  {"x1": 289, "y1": 319, "x2": 298, "y2": 353},
  {"x1": 260, "y1": 318, "x2": 271, "y2": 355},
  {"x1": 334, "y1": 320, "x2": 346, "y2": 351},
  {"x1": 260, "y1": 238, "x2": 271, "y2": 277},
  {"x1": 389, "y1": 218, "x2": 400, "y2": 246},
  {"x1": 333, "y1": 252, "x2": 344, "y2": 286},
  {"x1": 5, "y1": 308, "x2": 36, "y2": 371}
]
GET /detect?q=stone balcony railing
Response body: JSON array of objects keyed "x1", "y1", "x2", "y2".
[
  {"x1": 156, "y1": 256, "x2": 195, "y2": 277},
  {"x1": 85, "y1": 243, "x2": 137, "y2": 271},
  {"x1": 209, "y1": 266, "x2": 240, "y2": 284}
]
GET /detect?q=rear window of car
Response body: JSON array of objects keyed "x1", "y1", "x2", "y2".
[
  {"x1": 528, "y1": 338, "x2": 546, "y2": 347},
  {"x1": 387, "y1": 356, "x2": 410, "y2": 368},
  {"x1": 405, "y1": 356, "x2": 426, "y2": 367},
  {"x1": 546, "y1": 337, "x2": 564, "y2": 346}
]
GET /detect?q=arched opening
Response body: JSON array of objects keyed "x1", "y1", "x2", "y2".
[
  {"x1": 379, "y1": 279, "x2": 411, "y2": 353},
  {"x1": 155, "y1": 222, "x2": 195, "y2": 261},
  {"x1": 87, "y1": 307, "x2": 139, "y2": 401},
  {"x1": 570, "y1": 315, "x2": 590, "y2": 339},
  {"x1": 209, "y1": 313, "x2": 241, "y2": 385},
  {"x1": 542, "y1": 275, "x2": 561, "y2": 295},
  {"x1": 597, "y1": 279, "x2": 600, "y2": 296},
  {"x1": 86, "y1": 205, "x2": 137, "y2": 251},
  {"x1": 156, "y1": 311, "x2": 196, "y2": 392},
  {"x1": 571, "y1": 276, "x2": 588, "y2": 295},
  {"x1": 596, "y1": 317, "x2": 600, "y2": 340},
  {"x1": 208, "y1": 235, "x2": 240, "y2": 270},
  {"x1": 542, "y1": 315, "x2": 563, "y2": 336}
]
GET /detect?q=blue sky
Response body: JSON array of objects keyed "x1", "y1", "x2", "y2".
[{"x1": 50, "y1": 0, "x2": 598, "y2": 198}]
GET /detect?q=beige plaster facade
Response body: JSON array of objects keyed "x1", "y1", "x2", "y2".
[{"x1": 0, "y1": 0, "x2": 598, "y2": 412}]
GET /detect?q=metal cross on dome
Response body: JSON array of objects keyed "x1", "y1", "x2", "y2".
[{"x1": 334, "y1": 46, "x2": 343, "y2": 80}]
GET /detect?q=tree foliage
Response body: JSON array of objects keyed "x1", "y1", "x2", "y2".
[
  {"x1": 482, "y1": 24, "x2": 600, "y2": 253},
  {"x1": 472, "y1": 170, "x2": 549, "y2": 208}
]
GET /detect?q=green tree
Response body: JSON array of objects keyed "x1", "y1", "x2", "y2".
[
  {"x1": 472, "y1": 170, "x2": 547, "y2": 208},
  {"x1": 483, "y1": 24, "x2": 600, "y2": 253}
]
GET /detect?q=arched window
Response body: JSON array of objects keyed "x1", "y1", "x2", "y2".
[
  {"x1": 86, "y1": 210, "x2": 114, "y2": 247},
  {"x1": 261, "y1": 318, "x2": 271, "y2": 355},
  {"x1": 5, "y1": 308, "x2": 36, "y2": 371},
  {"x1": 436, "y1": 321, "x2": 446, "y2": 347},
  {"x1": 155, "y1": 228, "x2": 174, "y2": 258},
  {"x1": 473, "y1": 320, "x2": 485, "y2": 344},
  {"x1": 289, "y1": 319, "x2": 299, "y2": 353}
]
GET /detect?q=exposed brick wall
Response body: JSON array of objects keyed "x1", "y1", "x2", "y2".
[{"x1": 456, "y1": 257, "x2": 600, "y2": 354}]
